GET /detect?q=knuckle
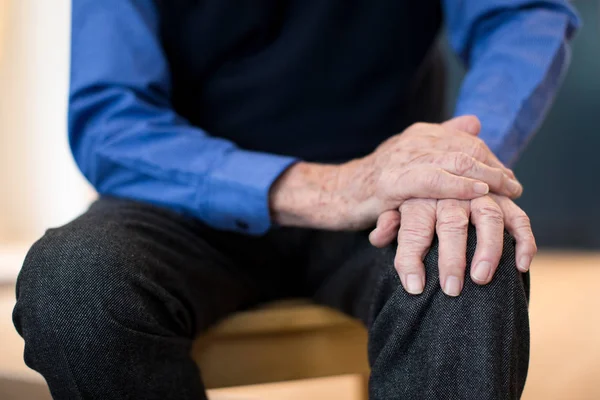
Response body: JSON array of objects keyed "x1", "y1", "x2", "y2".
[
  {"x1": 400, "y1": 198, "x2": 419, "y2": 212},
  {"x1": 473, "y1": 203, "x2": 503, "y2": 224},
  {"x1": 379, "y1": 210, "x2": 401, "y2": 225},
  {"x1": 408, "y1": 122, "x2": 429, "y2": 135},
  {"x1": 470, "y1": 140, "x2": 487, "y2": 160},
  {"x1": 492, "y1": 167, "x2": 505, "y2": 184},
  {"x1": 453, "y1": 153, "x2": 475, "y2": 175},
  {"x1": 524, "y1": 241, "x2": 538, "y2": 255},
  {"x1": 512, "y1": 213, "x2": 531, "y2": 229},
  {"x1": 480, "y1": 202, "x2": 502, "y2": 214},
  {"x1": 394, "y1": 254, "x2": 422, "y2": 274},
  {"x1": 486, "y1": 213, "x2": 505, "y2": 227},
  {"x1": 412, "y1": 122, "x2": 427, "y2": 130},
  {"x1": 467, "y1": 115, "x2": 482, "y2": 128},
  {"x1": 437, "y1": 206, "x2": 469, "y2": 232},
  {"x1": 437, "y1": 212, "x2": 469, "y2": 233},
  {"x1": 402, "y1": 198, "x2": 436, "y2": 211},
  {"x1": 400, "y1": 225, "x2": 432, "y2": 243},
  {"x1": 439, "y1": 256, "x2": 466, "y2": 272},
  {"x1": 518, "y1": 230, "x2": 537, "y2": 253},
  {"x1": 398, "y1": 202, "x2": 412, "y2": 215}
]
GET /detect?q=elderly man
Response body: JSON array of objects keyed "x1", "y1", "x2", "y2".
[{"x1": 14, "y1": 0, "x2": 579, "y2": 399}]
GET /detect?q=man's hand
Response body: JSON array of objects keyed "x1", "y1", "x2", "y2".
[
  {"x1": 369, "y1": 195, "x2": 536, "y2": 296},
  {"x1": 271, "y1": 116, "x2": 522, "y2": 231},
  {"x1": 367, "y1": 116, "x2": 535, "y2": 296}
]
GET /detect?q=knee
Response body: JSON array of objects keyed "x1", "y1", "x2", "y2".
[{"x1": 13, "y1": 222, "x2": 143, "y2": 343}]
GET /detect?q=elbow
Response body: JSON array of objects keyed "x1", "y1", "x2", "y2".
[
  {"x1": 68, "y1": 103, "x2": 98, "y2": 188},
  {"x1": 454, "y1": 1, "x2": 581, "y2": 65},
  {"x1": 67, "y1": 85, "x2": 119, "y2": 188}
]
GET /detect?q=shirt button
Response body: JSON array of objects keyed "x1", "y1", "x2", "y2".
[{"x1": 235, "y1": 220, "x2": 249, "y2": 230}]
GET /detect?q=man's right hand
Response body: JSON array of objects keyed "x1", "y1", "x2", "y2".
[{"x1": 270, "y1": 116, "x2": 522, "y2": 231}]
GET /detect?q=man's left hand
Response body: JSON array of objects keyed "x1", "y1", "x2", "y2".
[{"x1": 369, "y1": 194, "x2": 536, "y2": 296}]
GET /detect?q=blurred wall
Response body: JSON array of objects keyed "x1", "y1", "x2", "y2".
[
  {"x1": 0, "y1": 0, "x2": 93, "y2": 244},
  {"x1": 0, "y1": 1, "x2": 8, "y2": 62}
]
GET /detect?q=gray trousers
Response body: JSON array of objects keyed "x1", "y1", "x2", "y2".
[{"x1": 13, "y1": 197, "x2": 529, "y2": 399}]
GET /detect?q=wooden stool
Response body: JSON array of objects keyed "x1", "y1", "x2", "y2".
[{"x1": 192, "y1": 300, "x2": 370, "y2": 397}]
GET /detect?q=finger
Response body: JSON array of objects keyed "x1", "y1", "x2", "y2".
[
  {"x1": 400, "y1": 167, "x2": 490, "y2": 200},
  {"x1": 491, "y1": 194, "x2": 537, "y2": 272},
  {"x1": 442, "y1": 115, "x2": 481, "y2": 136},
  {"x1": 395, "y1": 199, "x2": 437, "y2": 295},
  {"x1": 409, "y1": 121, "x2": 517, "y2": 181},
  {"x1": 486, "y1": 151, "x2": 517, "y2": 181},
  {"x1": 469, "y1": 196, "x2": 505, "y2": 285},
  {"x1": 441, "y1": 117, "x2": 516, "y2": 179},
  {"x1": 369, "y1": 210, "x2": 401, "y2": 248},
  {"x1": 436, "y1": 199, "x2": 470, "y2": 297},
  {"x1": 442, "y1": 135, "x2": 517, "y2": 182},
  {"x1": 415, "y1": 152, "x2": 522, "y2": 197}
]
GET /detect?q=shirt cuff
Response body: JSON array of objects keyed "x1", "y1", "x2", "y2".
[{"x1": 199, "y1": 149, "x2": 298, "y2": 235}]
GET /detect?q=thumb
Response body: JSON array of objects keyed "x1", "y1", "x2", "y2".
[{"x1": 442, "y1": 115, "x2": 481, "y2": 136}]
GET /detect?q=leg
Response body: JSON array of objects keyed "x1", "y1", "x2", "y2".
[
  {"x1": 306, "y1": 225, "x2": 529, "y2": 399},
  {"x1": 12, "y1": 197, "x2": 290, "y2": 400}
]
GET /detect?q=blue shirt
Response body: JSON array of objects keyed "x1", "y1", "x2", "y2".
[{"x1": 69, "y1": 0, "x2": 580, "y2": 235}]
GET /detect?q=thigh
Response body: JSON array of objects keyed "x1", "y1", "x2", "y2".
[
  {"x1": 13, "y1": 197, "x2": 300, "y2": 399},
  {"x1": 14, "y1": 196, "x2": 297, "y2": 342}
]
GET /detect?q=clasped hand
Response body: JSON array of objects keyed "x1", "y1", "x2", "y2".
[{"x1": 343, "y1": 116, "x2": 536, "y2": 296}]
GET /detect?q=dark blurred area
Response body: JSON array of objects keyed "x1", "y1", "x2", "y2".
[{"x1": 445, "y1": 0, "x2": 600, "y2": 249}]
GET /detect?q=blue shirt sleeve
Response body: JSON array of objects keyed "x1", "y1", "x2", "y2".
[
  {"x1": 69, "y1": 0, "x2": 297, "y2": 235},
  {"x1": 443, "y1": 0, "x2": 581, "y2": 165}
]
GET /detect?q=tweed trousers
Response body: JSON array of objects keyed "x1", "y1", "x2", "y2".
[{"x1": 14, "y1": 197, "x2": 529, "y2": 399}]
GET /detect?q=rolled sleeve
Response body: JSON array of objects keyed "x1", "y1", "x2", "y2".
[{"x1": 444, "y1": 0, "x2": 581, "y2": 164}]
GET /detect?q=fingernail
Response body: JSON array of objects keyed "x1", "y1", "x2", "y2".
[
  {"x1": 518, "y1": 256, "x2": 531, "y2": 272},
  {"x1": 472, "y1": 261, "x2": 492, "y2": 283},
  {"x1": 506, "y1": 178, "x2": 523, "y2": 195},
  {"x1": 444, "y1": 276, "x2": 462, "y2": 297},
  {"x1": 369, "y1": 228, "x2": 378, "y2": 241},
  {"x1": 405, "y1": 274, "x2": 424, "y2": 295},
  {"x1": 474, "y1": 182, "x2": 489, "y2": 195}
]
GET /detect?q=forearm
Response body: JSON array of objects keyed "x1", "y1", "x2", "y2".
[
  {"x1": 456, "y1": 8, "x2": 578, "y2": 164},
  {"x1": 457, "y1": 40, "x2": 571, "y2": 166},
  {"x1": 444, "y1": 0, "x2": 580, "y2": 165}
]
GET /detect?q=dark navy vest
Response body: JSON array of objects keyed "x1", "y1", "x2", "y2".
[{"x1": 156, "y1": 0, "x2": 444, "y2": 162}]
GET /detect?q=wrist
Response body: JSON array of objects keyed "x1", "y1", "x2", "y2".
[{"x1": 269, "y1": 161, "x2": 350, "y2": 229}]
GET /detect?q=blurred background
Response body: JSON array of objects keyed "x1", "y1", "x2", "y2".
[
  {"x1": 0, "y1": 0, "x2": 93, "y2": 249},
  {"x1": 0, "y1": 1, "x2": 599, "y2": 399}
]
